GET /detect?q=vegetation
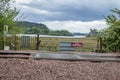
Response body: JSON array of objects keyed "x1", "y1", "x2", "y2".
[
  {"x1": 100, "y1": 8, "x2": 120, "y2": 52},
  {"x1": 0, "y1": 0, "x2": 21, "y2": 49},
  {"x1": 49, "y1": 30, "x2": 73, "y2": 36},
  {"x1": 87, "y1": 28, "x2": 98, "y2": 37},
  {"x1": 17, "y1": 21, "x2": 73, "y2": 36},
  {"x1": 17, "y1": 21, "x2": 49, "y2": 34},
  {"x1": 0, "y1": 0, "x2": 22, "y2": 34}
]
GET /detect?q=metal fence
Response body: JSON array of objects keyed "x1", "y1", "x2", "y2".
[{"x1": 3, "y1": 34, "x2": 97, "y2": 52}]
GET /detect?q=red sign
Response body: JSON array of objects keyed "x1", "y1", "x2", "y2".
[{"x1": 71, "y1": 42, "x2": 83, "y2": 47}]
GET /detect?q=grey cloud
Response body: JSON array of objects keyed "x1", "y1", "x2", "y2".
[
  {"x1": 26, "y1": 0, "x2": 119, "y2": 10},
  {"x1": 15, "y1": 0, "x2": 120, "y2": 22}
]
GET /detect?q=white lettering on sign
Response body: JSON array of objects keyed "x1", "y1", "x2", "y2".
[{"x1": 71, "y1": 42, "x2": 83, "y2": 47}]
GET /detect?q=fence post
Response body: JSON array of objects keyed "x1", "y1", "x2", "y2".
[
  {"x1": 96, "y1": 38, "x2": 99, "y2": 53},
  {"x1": 36, "y1": 34, "x2": 41, "y2": 50},
  {"x1": 14, "y1": 35, "x2": 17, "y2": 50},
  {"x1": 99, "y1": 37, "x2": 102, "y2": 53},
  {"x1": 2, "y1": 36, "x2": 4, "y2": 50}
]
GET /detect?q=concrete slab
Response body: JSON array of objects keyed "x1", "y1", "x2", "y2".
[
  {"x1": 30, "y1": 52, "x2": 120, "y2": 62},
  {"x1": 31, "y1": 53, "x2": 79, "y2": 60}
]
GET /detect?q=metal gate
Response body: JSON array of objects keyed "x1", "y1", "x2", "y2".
[
  {"x1": 21, "y1": 36, "x2": 30, "y2": 48},
  {"x1": 4, "y1": 34, "x2": 37, "y2": 50}
]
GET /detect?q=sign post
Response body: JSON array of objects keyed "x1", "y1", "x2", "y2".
[{"x1": 3, "y1": 25, "x2": 9, "y2": 50}]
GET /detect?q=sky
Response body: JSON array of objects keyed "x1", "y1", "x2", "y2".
[{"x1": 14, "y1": 0, "x2": 120, "y2": 33}]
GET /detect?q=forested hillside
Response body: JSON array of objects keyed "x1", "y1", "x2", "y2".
[{"x1": 17, "y1": 21, "x2": 73, "y2": 36}]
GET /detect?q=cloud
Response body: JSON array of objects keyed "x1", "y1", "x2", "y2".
[
  {"x1": 28, "y1": 0, "x2": 120, "y2": 11},
  {"x1": 42, "y1": 20, "x2": 107, "y2": 33},
  {"x1": 14, "y1": 0, "x2": 114, "y2": 33},
  {"x1": 15, "y1": 0, "x2": 32, "y2": 4},
  {"x1": 21, "y1": 5, "x2": 62, "y2": 16},
  {"x1": 14, "y1": 0, "x2": 120, "y2": 21}
]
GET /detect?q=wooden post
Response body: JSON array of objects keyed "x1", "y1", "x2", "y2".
[
  {"x1": 99, "y1": 37, "x2": 102, "y2": 53},
  {"x1": 3, "y1": 25, "x2": 8, "y2": 50},
  {"x1": 96, "y1": 38, "x2": 99, "y2": 53},
  {"x1": 2, "y1": 36, "x2": 4, "y2": 50},
  {"x1": 14, "y1": 35, "x2": 17, "y2": 50},
  {"x1": 36, "y1": 34, "x2": 41, "y2": 50}
]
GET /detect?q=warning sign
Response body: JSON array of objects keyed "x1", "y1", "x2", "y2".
[
  {"x1": 3, "y1": 25, "x2": 8, "y2": 35},
  {"x1": 71, "y1": 42, "x2": 83, "y2": 47}
]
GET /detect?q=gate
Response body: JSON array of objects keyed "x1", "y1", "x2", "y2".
[
  {"x1": 21, "y1": 36, "x2": 30, "y2": 48},
  {"x1": 4, "y1": 34, "x2": 98, "y2": 52},
  {"x1": 38, "y1": 35, "x2": 97, "y2": 52},
  {"x1": 4, "y1": 34, "x2": 37, "y2": 50}
]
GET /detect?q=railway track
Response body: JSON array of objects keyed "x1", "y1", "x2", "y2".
[
  {"x1": 0, "y1": 51, "x2": 30, "y2": 59},
  {"x1": 0, "y1": 55, "x2": 29, "y2": 59},
  {"x1": 0, "y1": 51, "x2": 120, "y2": 62}
]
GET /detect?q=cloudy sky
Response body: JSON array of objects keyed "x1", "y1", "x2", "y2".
[{"x1": 14, "y1": 0, "x2": 120, "y2": 33}]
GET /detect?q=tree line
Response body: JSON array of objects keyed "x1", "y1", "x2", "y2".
[{"x1": 17, "y1": 21, "x2": 73, "y2": 36}]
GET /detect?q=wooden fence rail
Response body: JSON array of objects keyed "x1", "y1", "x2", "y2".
[{"x1": 3, "y1": 34, "x2": 98, "y2": 52}]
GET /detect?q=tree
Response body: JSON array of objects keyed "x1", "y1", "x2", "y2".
[
  {"x1": 26, "y1": 27, "x2": 50, "y2": 34},
  {"x1": 60, "y1": 30, "x2": 73, "y2": 36},
  {"x1": 0, "y1": 0, "x2": 19, "y2": 49},
  {"x1": 0, "y1": 0, "x2": 20, "y2": 34},
  {"x1": 88, "y1": 28, "x2": 98, "y2": 37},
  {"x1": 49, "y1": 30, "x2": 73, "y2": 36},
  {"x1": 100, "y1": 8, "x2": 120, "y2": 52}
]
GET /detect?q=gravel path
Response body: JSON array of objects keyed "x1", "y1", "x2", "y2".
[{"x1": 0, "y1": 58, "x2": 120, "y2": 80}]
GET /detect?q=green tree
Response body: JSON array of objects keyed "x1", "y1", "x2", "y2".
[
  {"x1": 60, "y1": 30, "x2": 73, "y2": 36},
  {"x1": 49, "y1": 30, "x2": 73, "y2": 36},
  {"x1": 0, "y1": 0, "x2": 20, "y2": 33},
  {"x1": 26, "y1": 27, "x2": 49, "y2": 34},
  {"x1": 101, "y1": 8, "x2": 120, "y2": 52},
  {"x1": 0, "y1": 0, "x2": 20, "y2": 49},
  {"x1": 88, "y1": 28, "x2": 98, "y2": 37}
]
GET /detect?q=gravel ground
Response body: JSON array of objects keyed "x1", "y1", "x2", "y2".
[{"x1": 0, "y1": 57, "x2": 120, "y2": 80}]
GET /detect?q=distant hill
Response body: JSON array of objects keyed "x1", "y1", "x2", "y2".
[
  {"x1": 17, "y1": 21, "x2": 48, "y2": 29},
  {"x1": 16, "y1": 21, "x2": 73, "y2": 36}
]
